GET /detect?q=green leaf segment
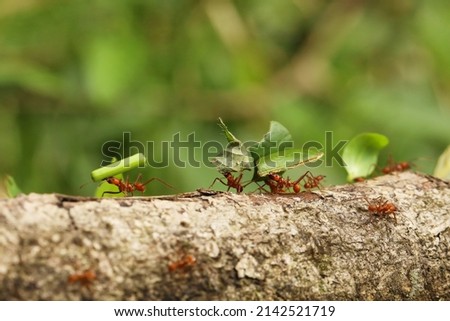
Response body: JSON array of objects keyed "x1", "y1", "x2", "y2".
[{"x1": 342, "y1": 133, "x2": 389, "y2": 182}]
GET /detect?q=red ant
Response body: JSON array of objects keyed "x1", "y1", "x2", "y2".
[
  {"x1": 103, "y1": 177, "x2": 131, "y2": 196},
  {"x1": 209, "y1": 172, "x2": 245, "y2": 193},
  {"x1": 261, "y1": 172, "x2": 310, "y2": 194},
  {"x1": 168, "y1": 254, "x2": 197, "y2": 272},
  {"x1": 261, "y1": 171, "x2": 325, "y2": 194},
  {"x1": 68, "y1": 269, "x2": 96, "y2": 287},
  {"x1": 364, "y1": 197, "x2": 398, "y2": 223},
  {"x1": 353, "y1": 177, "x2": 366, "y2": 183},
  {"x1": 303, "y1": 172, "x2": 325, "y2": 190},
  {"x1": 103, "y1": 174, "x2": 174, "y2": 197},
  {"x1": 381, "y1": 155, "x2": 412, "y2": 175}
]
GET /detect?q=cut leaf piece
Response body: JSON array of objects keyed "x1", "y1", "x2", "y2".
[
  {"x1": 342, "y1": 133, "x2": 389, "y2": 182},
  {"x1": 90, "y1": 153, "x2": 146, "y2": 182},
  {"x1": 250, "y1": 121, "x2": 293, "y2": 161},
  {"x1": 5, "y1": 175, "x2": 22, "y2": 198},
  {"x1": 433, "y1": 145, "x2": 450, "y2": 181},
  {"x1": 212, "y1": 118, "x2": 254, "y2": 174},
  {"x1": 256, "y1": 149, "x2": 324, "y2": 178},
  {"x1": 210, "y1": 141, "x2": 254, "y2": 174},
  {"x1": 217, "y1": 117, "x2": 241, "y2": 144}
]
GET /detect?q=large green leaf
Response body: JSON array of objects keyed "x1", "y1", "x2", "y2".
[{"x1": 342, "y1": 133, "x2": 389, "y2": 182}]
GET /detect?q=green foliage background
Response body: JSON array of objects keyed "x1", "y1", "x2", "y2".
[{"x1": 0, "y1": 0, "x2": 449, "y2": 196}]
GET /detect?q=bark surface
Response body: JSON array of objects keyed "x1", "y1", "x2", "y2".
[{"x1": 0, "y1": 171, "x2": 449, "y2": 300}]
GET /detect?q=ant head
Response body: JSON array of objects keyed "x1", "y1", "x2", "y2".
[
  {"x1": 185, "y1": 255, "x2": 197, "y2": 265},
  {"x1": 399, "y1": 162, "x2": 410, "y2": 170},
  {"x1": 223, "y1": 172, "x2": 232, "y2": 178},
  {"x1": 293, "y1": 184, "x2": 301, "y2": 193},
  {"x1": 134, "y1": 183, "x2": 146, "y2": 192},
  {"x1": 269, "y1": 173, "x2": 281, "y2": 181},
  {"x1": 106, "y1": 177, "x2": 120, "y2": 184}
]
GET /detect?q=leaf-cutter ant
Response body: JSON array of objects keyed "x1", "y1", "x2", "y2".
[
  {"x1": 364, "y1": 196, "x2": 398, "y2": 223},
  {"x1": 303, "y1": 172, "x2": 326, "y2": 190},
  {"x1": 209, "y1": 172, "x2": 245, "y2": 193},
  {"x1": 381, "y1": 155, "x2": 412, "y2": 175},
  {"x1": 168, "y1": 254, "x2": 197, "y2": 272},
  {"x1": 260, "y1": 171, "x2": 325, "y2": 194},
  {"x1": 260, "y1": 172, "x2": 311, "y2": 194},
  {"x1": 68, "y1": 269, "x2": 96, "y2": 287},
  {"x1": 103, "y1": 174, "x2": 174, "y2": 197}
]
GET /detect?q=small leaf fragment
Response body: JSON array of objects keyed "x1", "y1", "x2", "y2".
[
  {"x1": 433, "y1": 145, "x2": 450, "y2": 181},
  {"x1": 217, "y1": 117, "x2": 240, "y2": 144},
  {"x1": 5, "y1": 175, "x2": 22, "y2": 198}
]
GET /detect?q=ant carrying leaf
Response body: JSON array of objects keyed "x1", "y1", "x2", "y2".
[
  {"x1": 101, "y1": 174, "x2": 174, "y2": 197},
  {"x1": 209, "y1": 118, "x2": 253, "y2": 193}
]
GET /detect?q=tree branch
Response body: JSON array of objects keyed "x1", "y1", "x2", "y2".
[{"x1": 0, "y1": 171, "x2": 449, "y2": 300}]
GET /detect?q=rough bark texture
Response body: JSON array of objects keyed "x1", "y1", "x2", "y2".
[{"x1": 0, "y1": 171, "x2": 449, "y2": 300}]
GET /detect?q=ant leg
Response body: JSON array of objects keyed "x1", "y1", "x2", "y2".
[
  {"x1": 297, "y1": 171, "x2": 315, "y2": 191},
  {"x1": 124, "y1": 176, "x2": 133, "y2": 196},
  {"x1": 295, "y1": 171, "x2": 312, "y2": 185},
  {"x1": 392, "y1": 212, "x2": 398, "y2": 224},
  {"x1": 209, "y1": 177, "x2": 228, "y2": 190},
  {"x1": 140, "y1": 177, "x2": 176, "y2": 191},
  {"x1": 241, "y1": 178, "x2": 255, "y2": 190},
  {"x1": 251, "y1": 181, "x2": 271, "y2": 194},
  {"x1": 233, "y1": 173, "x2": 244, "y2": 193}
]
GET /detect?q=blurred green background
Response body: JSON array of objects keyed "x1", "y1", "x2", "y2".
[{"x1": 0, "y1": 0, "x2": 449, "y2": 196}]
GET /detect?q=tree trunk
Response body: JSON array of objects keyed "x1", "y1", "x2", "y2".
[{"x1": 0, "y1": 171, "x2": 449, "y2": 300}]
